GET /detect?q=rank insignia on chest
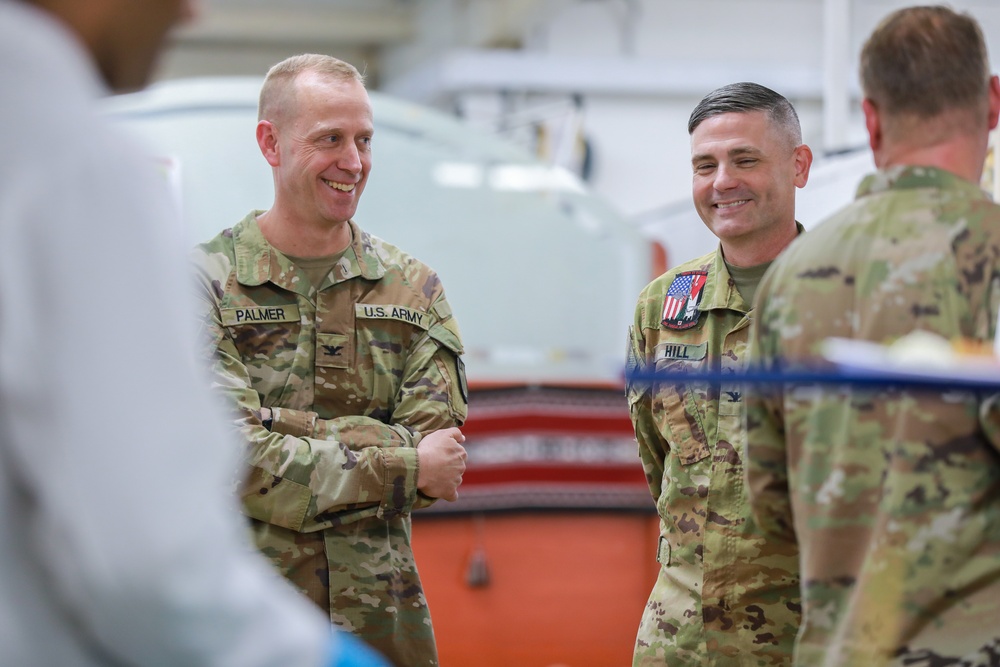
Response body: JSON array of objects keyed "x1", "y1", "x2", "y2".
[{"x1": 661, "y1": 271, "x2": 708, "y2": 330}]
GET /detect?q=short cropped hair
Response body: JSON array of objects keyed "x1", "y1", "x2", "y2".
[
  {"x1": 860, "y1": 5, "x2": 990, "y2": 119},
  {"x1": 687, "y1": 82, "x2": 802, "y2": 147},
  {"x1": 258, "y1": 54, "x2": 365, "y2": 122}
]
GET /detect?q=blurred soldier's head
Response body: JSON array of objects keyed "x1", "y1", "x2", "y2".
[
  {"x1": 27, "y1": 0, "x2": 194, "y2": 92},
  {"x1": 256, "y1": 54, "x2": 373, "y2": 228},
  {"x1": 860, "y1": 5, "x2": 1000, "y2": 174},
  {"x1": 687, "y1": 82, "x2": 812, "y2": 266}
]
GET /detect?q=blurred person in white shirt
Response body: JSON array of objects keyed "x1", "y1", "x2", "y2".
[{"x1": 0, "y1": 1, "x2": 387, "y2": 665}]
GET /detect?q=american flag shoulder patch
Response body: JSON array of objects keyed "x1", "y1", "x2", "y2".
[{"x1": 661, "y1": 270, "x2": 708, "y2": 330}]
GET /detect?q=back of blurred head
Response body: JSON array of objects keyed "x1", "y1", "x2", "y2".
[
  {"x1": 860, "y1": 5, "x2": 1000, "y2": 176},
  {"x1": 24, "y1": 0, "x2": 193, "y2": 92}
]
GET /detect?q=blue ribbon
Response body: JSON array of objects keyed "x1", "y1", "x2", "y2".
[{"x1": 624, "y1": 366, "x2": 1000, "y2": 391}]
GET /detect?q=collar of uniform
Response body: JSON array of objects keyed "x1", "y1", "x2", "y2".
[
  {"x1": 231, "y1": 211, "x2": 276, "y2": 288},
  {"x1": 326, "y1": 219, "x2": 386, "y2": 285},
  {"x1": 694, "y1": 249, "x2": 733, "y2": 312},
  {"x1": 232, "y1": 211, "x2": 310, "y2": 295},
  {"x1": 232, "y1": 214, "x2": 386, "y2": 292},
  {"x1": 856, "y1": 165, "x2": 989, "y2": 200},
  {"x1": 703, "y1": 220, "x2": 806, "y2": 313}
]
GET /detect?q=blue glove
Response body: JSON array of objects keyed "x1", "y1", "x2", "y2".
[{"x1": 326, "y1": 631, "x2": 391, "y2": 667}]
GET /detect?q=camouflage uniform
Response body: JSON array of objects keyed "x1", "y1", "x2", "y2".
[
  {"x1": 747, "y1": 166, "x2": 1000, "y2": 666},
  {"x1": 626, "y1": 244, "x2": 801, "y2": 666},
  {"x1": 192, "y1": 212, "x2": 468, "y2": 667}
]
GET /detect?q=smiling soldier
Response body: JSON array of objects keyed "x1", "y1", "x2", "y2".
[
  {"x1": 625, "y1": 82, "x2": 812, "y2": 666},
  {"x1": 191, "y1": 55, "x2": 469, "y2": 667}
]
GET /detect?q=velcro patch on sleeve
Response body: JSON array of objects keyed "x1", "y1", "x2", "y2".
[
  {"x1": 316, "y1": 332, "x2": 352, "y2": 369},
  {"x1": 355, "y1": 303, "x2": 430, "y2": 330}
]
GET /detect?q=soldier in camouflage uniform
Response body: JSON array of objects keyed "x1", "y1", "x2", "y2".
[
  {"x1": 746, "y1": 7, "x2": 1000, "y2": 665},
  {"x1": 626, "y1": 83, "x2": 813, "y2": 665},
  {"x1": 192, "y1": 55, "x2": 469, "y2": 667}
]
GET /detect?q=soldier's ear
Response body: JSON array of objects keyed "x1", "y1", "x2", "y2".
[
  {"x1": 256, "y1": 120, "x2": 281, "y2": 167},
  {"x1": 862, "y1": 98, "x2": 883, "y2": 163},
  {"x1": 792, "y1": 143, "x2": 813, "y2": 189},
  {"x1": 987, "y1": 75, "x2": 1000, "y2": 131}
]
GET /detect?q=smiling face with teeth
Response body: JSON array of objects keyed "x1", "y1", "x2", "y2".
[
  {"x1": 262, "y1": 70, "x2": 373, "y2": 233},
  {"x1": 690, "y1": 110, "x2": 812, "y2": 266}
]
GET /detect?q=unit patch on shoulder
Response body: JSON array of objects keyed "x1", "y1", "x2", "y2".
[{"x1": 661, "y1": 271, "x2": 708, "y2": 330}]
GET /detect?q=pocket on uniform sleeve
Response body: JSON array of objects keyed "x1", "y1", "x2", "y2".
[
  {"x1": 625, "y1": 326, "x2": 649, "y2": 411},
  {"x1": 428, "y1": 320, "x2": 468, "y2": 415}
]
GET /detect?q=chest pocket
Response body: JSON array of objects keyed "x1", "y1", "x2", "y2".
[
  {"x1": 221, "y1": 303, "x2": 303, "y2": 400},
  {"x1": 354, "y1": 303, "x2": 431, "y2": 405},
  {"x1": 221, "y1": 304, "x2": 301, "y2": 363},
  {"x1": 652, "y1": 340, "x2": 711, "y2": 465}
]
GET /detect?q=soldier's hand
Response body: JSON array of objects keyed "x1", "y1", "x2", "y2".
[{"x1": 416, "y1": 427, "x2": 467, "y2": 501}]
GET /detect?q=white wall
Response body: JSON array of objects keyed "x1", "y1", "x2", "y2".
[{"x1": 376, "y1": 0, "x2": 1000, "y2": 265}]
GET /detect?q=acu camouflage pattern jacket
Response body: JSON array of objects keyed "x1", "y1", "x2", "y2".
[
  {"x1": 627, "y1": 248, "x2": 800, "y2": 666},
  {"x1": 747, "y1": 166, "x2": 1000, "y2": 666},
  {"x1": 192, "y1": 212, "x2": 468, "y2": 667}
]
